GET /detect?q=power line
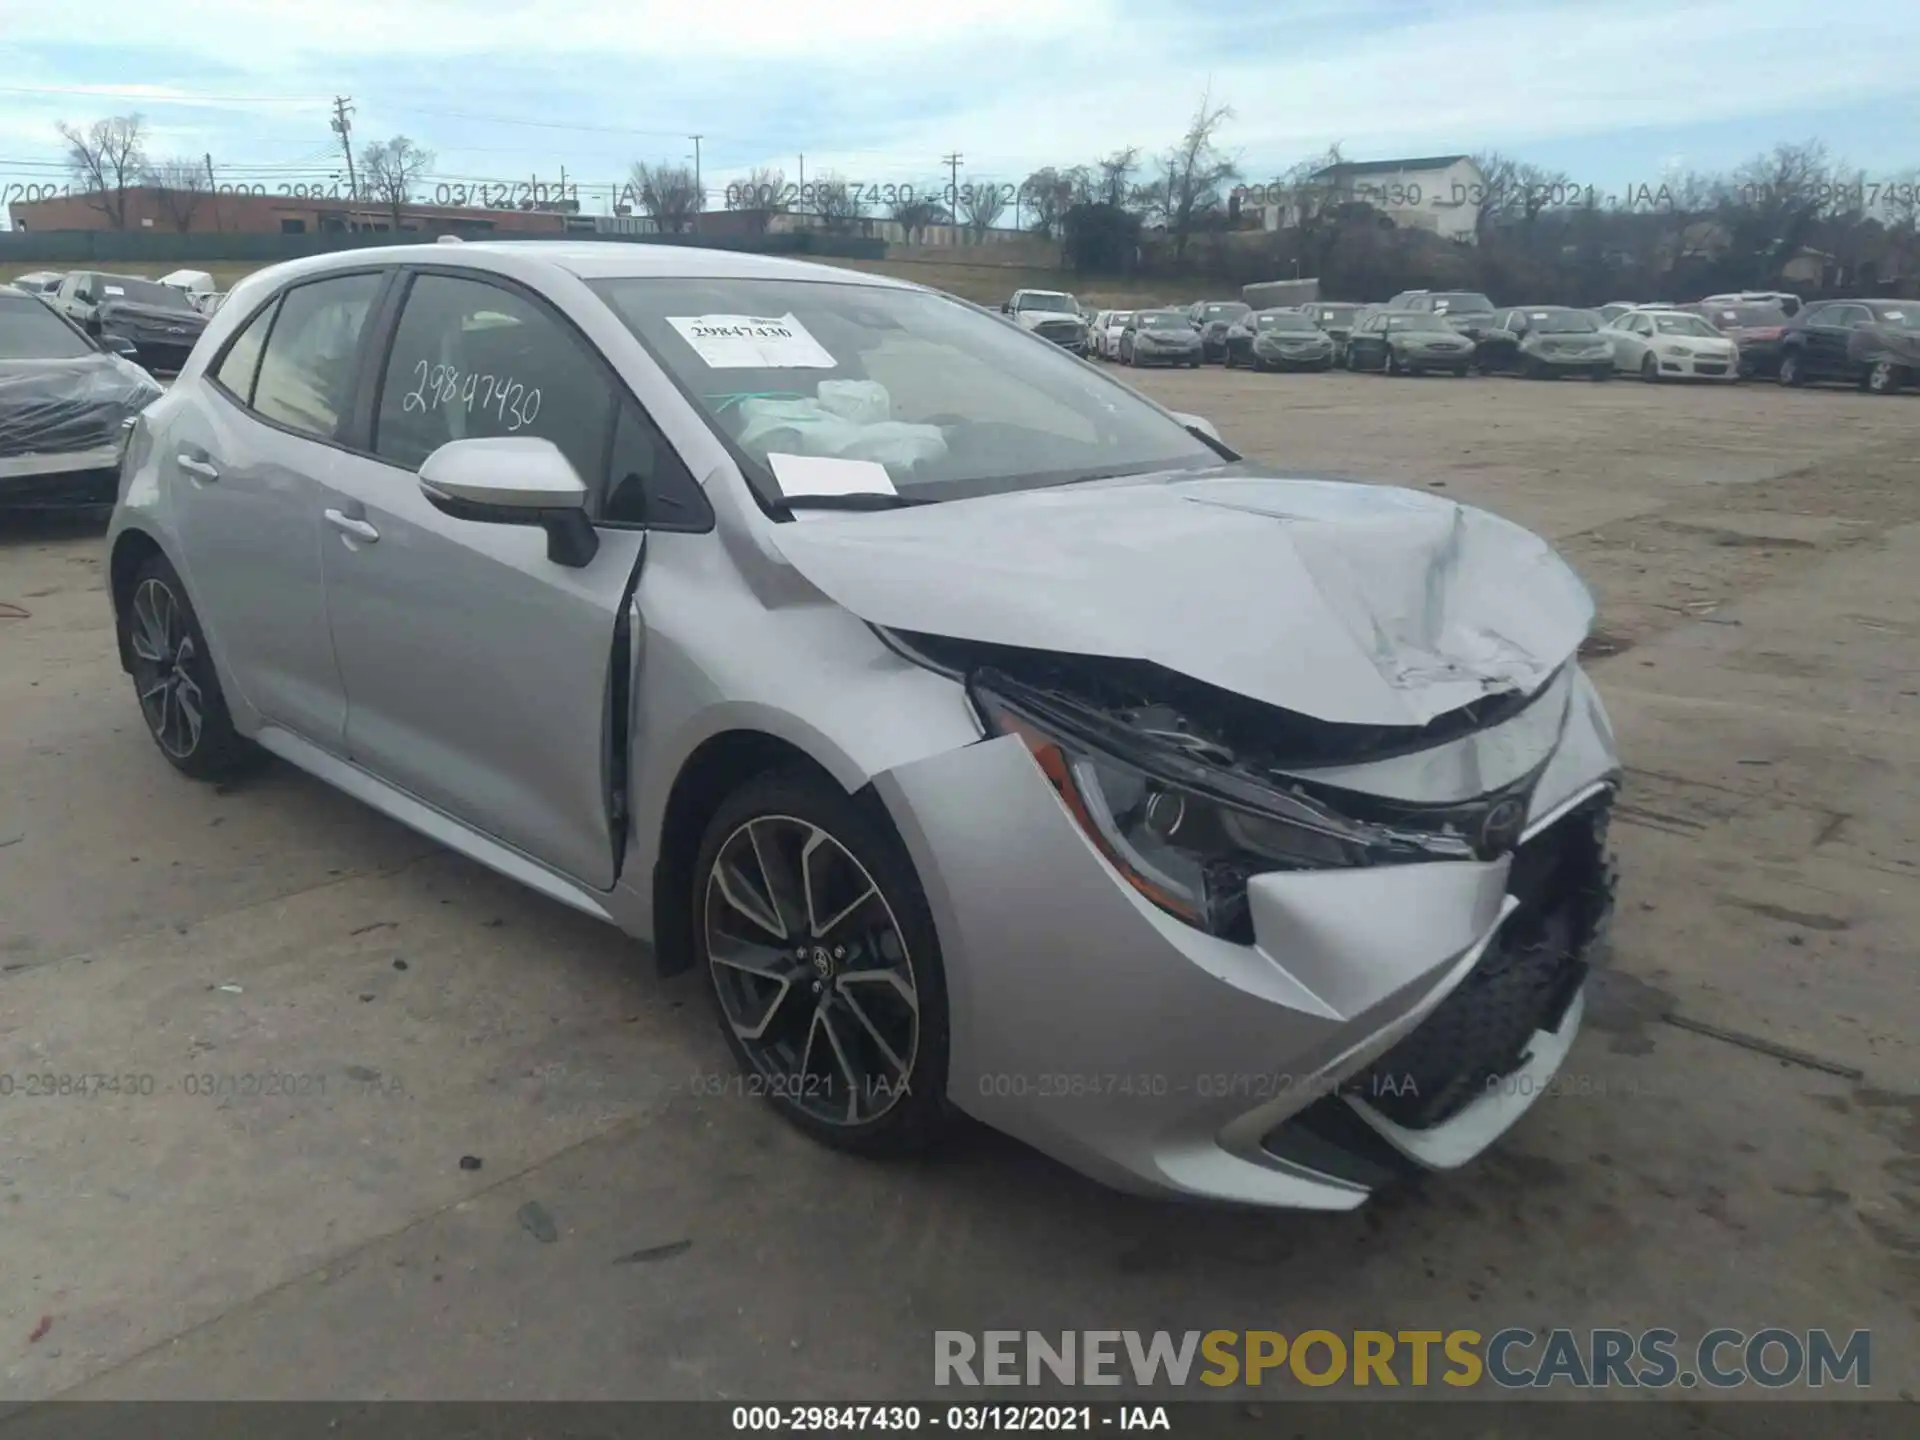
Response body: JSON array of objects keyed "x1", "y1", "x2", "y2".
[{"x1": 0, "y1": 84, "x2": 326, "y2": 106}]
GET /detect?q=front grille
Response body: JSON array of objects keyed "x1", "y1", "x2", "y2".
[
  {"x1": 1347, "y1": 795, "x2": 1617, "y2": 1130},
  {"x1": 1035, "y1": 322, "x2": 1082, "y2": 343},
  {"x1": 1695, "y1": 363, "x2": 1728, "y2": 375}
]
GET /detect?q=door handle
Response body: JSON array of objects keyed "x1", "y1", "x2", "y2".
[
  {"x1": 324, "y1": 508, "x2": 380, "y2": 543},
  {"x1": 177, "y1": 452, "x2": 220, "y2": 481}
]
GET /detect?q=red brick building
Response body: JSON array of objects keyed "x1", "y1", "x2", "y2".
[{"x1": 7, "y1": 186, "x2": 577, "y2": 237}]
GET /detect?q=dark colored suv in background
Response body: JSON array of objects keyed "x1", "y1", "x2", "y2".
[{"x1": 52, "y1": 271, "x2": 208, "y2": 375}]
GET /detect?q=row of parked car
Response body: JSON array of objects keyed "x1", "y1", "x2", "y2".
[
  {"x1": 1055, "y1": 288, "x2": 1920, "y2": 394},
  {"x1": 9, "y1": 267, "x2": 222, "y2": 374}
]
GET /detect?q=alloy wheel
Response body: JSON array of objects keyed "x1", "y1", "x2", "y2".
[
  {"x1": 127, "y1": 577, "x2": 205, "y2": 759},
  {"x1": 703, "y1": 815, "x2": 919, "y2": 1127},
  {"x1": 1867, "y1": 360, "x2": 1898, "y2": 394}
]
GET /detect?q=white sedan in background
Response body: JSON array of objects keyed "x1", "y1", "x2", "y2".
[
  {"x1": 1603, "y1": 308, "x2": 1740, "y2": 382},
  {"x1": 1096, "y1": 309, "x2": 1134, "y2": 359}
]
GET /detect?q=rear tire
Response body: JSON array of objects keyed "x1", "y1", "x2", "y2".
[
  {"x1": 1640, "y1": 354, "x2": 1661, "y2": 384},
  {"x1": 693, "y1": 769, "x2": 952, "y2": 1157},
  {"x1": 120, "y1": 554, "x2": 259, "y2": 781},
  {"x1": 1778, "y1": 351, "x2": 1805, "y2": 387}
]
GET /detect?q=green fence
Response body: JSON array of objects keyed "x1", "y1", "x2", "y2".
[{"x1": 0, "y1": 228, "x2": 888, "y2": 265}]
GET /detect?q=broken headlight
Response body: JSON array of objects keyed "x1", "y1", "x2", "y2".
[{"x1": 972, "y1": 673, "x2": 1472, "y2": 940}]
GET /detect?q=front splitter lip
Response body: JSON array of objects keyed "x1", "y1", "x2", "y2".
[{"x1": 1348, "y1": 987, "x2": 1586, "y2": 1170}]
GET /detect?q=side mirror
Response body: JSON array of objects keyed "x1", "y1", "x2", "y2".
[
  {"x1": 1000, "y1": 302, "x2": 1011, "y2": 314},
  {"x1": 418, "y1": 437, "x2": 600, "y2": 568},
  {"x1": 84, "y1": 313, "x2": 103, "y2": 334},
  {"x1": 1169, "y1": 411, "x2": 1221, "y2": 442}
]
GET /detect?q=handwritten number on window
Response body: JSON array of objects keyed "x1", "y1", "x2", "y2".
[{"x1": 395, "y1": 360, "x2": 543, "y2": 433}]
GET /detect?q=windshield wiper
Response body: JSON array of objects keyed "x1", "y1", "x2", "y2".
[{"x1": 780, "y1": 491, "x2": 929, "y2": 513}]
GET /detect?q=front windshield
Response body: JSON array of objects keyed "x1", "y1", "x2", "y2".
[
  {"x1": 1258, "y1": 313, "x2": 1317, "y2": 332},
  {"x1": 1650, "y1": 314, "x2": 1719, "y2": 337},
  {"x1": 1140, "y1": 312, "x2": 1192, "y2": 330},
  {"x1": 1871, "y1": 306, "x2": 1920, "y2": 330},
  {"x1": 1200, "y1": 303, "x2": 1249, "y2": 320},
  {"x1": 1315, "y1": 306, "x2": 1358, "y2": 324},
  {"x1": 1384, "y1": 313, "x2": 1454, "y2": 333},
  {"x1": 1528, "y1": 311, "x2": 1598, "y2": 334},
  {"x1": 1016, "y1": 292, "x2": 1076, "y2": 312},
  {"x1": 1432, "y1": 293, "x2": 1493, "y2": 313},
  {"x1": 0, "y1": 293, "x2": 95, "y2": 360},
  {"x1": 99, "y1": 276, "x2": 198, "y2": 311},
  {"x1": 592, "y1": 277, "x2": 1217, "y2": 507},
  {"x1": 1110, "y1": 311, "x2": 1133, "y2": 324}
]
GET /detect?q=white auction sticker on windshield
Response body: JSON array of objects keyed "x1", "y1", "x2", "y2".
[
  {"x1": 667, "y1": 313, "x2": 836, "y2": 368},
  {"x1": 766, "y1": 453, "x2": 896, "y2": 499},
  {"x1": 104, "y1": 285, "x2": 126, "y2": 296}
]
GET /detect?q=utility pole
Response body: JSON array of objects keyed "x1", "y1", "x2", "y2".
[
  {"x1": 331, "y1": 97, "x2": 359, "y2": 201},
  {"x1": 205, "y1": 152, "x2": 221, "y2": 232},
  {"x1": 797, "y1": 154, "x2": 804, "y2": 190},
  {"x1": 689, "y1": 136, "x2": 702, "y2": 194},
  {"x1": 943, "y1": 152, "x2": 963, "y2": 214}
]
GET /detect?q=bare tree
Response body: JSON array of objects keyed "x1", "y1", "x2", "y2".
[
  {"x1": 811, "y1": 171, "x2": 868, "y2": 234},
  {"x1": 726, "y1": 166, "x2": 787, "y2": 212},
  {"x1": 630, "y1": 161, "x2": 703, "y2": 234},
  {"x1": 1095, "y1": 148, "x2": 1141, "y2": 209},
  {"x1": 1728, "y1": 140, "x2": 1835, "y2": 283},
  {"x1": 959, "y1": 182, "x2": 1007, "y2": 240},
  {"x1": 360, "y1": 136, "x2": 435, "y2": 231},
  {"x1": 58, "y1": 114, "x2": 148, "y2": 230},
  {"x1": 1466, "y1": 150, "x2": 1519, "y2": 237},
  {"x1": 890, "y1": 190, "x2": 948, "y2": 245},
  {"x1": 1156, "y1": 91, "x2": 1239, "y2": 262},
  {"x1": 144, "y1": 155, "x2": 206, "y2": 233},
  {"x1": 1020, "y1": 167, "x2": 1075, "y2": 238}
]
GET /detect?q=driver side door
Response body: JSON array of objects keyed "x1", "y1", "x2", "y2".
[{"x1": 314, "y1": 268, "x2": 652, "y2": 890}]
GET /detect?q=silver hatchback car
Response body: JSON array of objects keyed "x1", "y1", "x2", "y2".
[{"x1": 108, "y1": 242, "x2": 1620, "y2": 1209}]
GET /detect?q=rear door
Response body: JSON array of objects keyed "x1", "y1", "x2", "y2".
[
  {"x1": 314, "y1": 267, "x2": 648, "y2": 890},
  {"x1": 168, "y1": 272, "x2": 389, "y2": 746},
  {"x1": 1800, "y1": 304, "x2": 1859, "y2": 376}
]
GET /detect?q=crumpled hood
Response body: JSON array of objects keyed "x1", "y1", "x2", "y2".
[
  {"x1": 769, "y1": 473, "x2": 1595, "y2": 727},
  {"x1": 1854, "y1": 326, "x2": 1920, "y2": 364}
]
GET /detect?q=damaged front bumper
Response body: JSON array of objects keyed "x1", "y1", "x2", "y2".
[{"x1": 871, "y1": 665, "x2": 1620, "y2": 1209}]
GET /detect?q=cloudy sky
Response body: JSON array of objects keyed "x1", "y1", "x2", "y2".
[{"x1": 3, "y1": 0, "x2": 1918, "y2": 218}]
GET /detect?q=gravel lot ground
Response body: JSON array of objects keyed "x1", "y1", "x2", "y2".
[{"x1": 1, "y1": 365, "x2": 1915, "y2": 1419}]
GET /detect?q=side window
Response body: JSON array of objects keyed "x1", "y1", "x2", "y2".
[
  {"x1": 251, "y1": 273, "x2": 384, "y2": 441},
  {"x1": 211, "y1": 299, "x2": 279, "y2": 407},
  {"x1": 1833, "y1": 305, "x2": 1869, "y2": 329},
  {"x1": 603, "y1": 401, "x2": 710, "y2": 529},
  {"x1": 372, "y1": 273, "x2": 613, "y2": 491}
]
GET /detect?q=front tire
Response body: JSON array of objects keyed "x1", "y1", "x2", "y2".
[
  {"x1": 121, "y1": 554, "x2": 256, "y2": 781},
  {"x1": 1640, "y1": 354, "x2": 1661, "y2": 384},
  {"x1": 693, "y1": 769, "x2": 951, "y2": 1157},
  {"x1": 1866, "y1": 359, "x2": 1902, "y2": 395},
  {"x1": 1385, "y1": 349, "x2": 1402, "y2": 377}
]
